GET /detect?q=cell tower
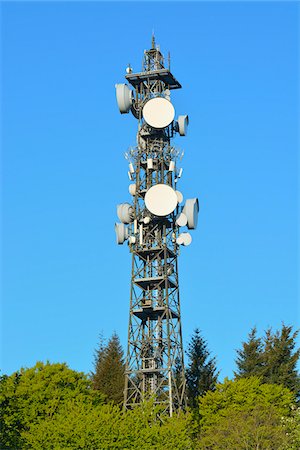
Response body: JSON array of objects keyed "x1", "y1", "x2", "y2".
[{"x1": 114, "y1": 37, "x2": 198, "y2": 416}]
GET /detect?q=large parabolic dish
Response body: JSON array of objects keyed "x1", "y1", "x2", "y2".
[
  {"x1": 142, "y1": 97, "x2": 175, "y2": 129},
  {"x1": 145, "y1": 184, "x2": 178, "y2": 216}
]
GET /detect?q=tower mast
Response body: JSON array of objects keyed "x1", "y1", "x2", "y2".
[{"x1": 115, "y1": 38, "x2": 198, "y2": 416}]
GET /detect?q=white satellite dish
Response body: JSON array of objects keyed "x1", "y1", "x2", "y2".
[
  {"x1": 176, "y1": 190, "x2": 183, "y2": 204},
  {"x1": 164, "y1": 89, "x2": 171, "y2": 101},
  {"x1": 176, "y1": 232, "x2": 192, "y2": 246},
  {"x1": 176, "y1": 212, "x2": 187, "y2": 227},
  {"x1": 128, "y1": 184, "x2": 136, "y2": 196},
  {"x1": 115, "y1": 223, "x2": 128, "y2": 244},
  {"x1": 145, "y1": 184, "x2": 178, "y2": 216},
  {"x1": 142, "y1": 97, "x2": 175, "y2": 129},
  {"x1": 182, "y1": 198, "x2": 199, "y2": 229},
  {"x1": 177, "y1": 115, "x2": 189, "y2": 136},
  {"x1": 117, "y1": 203, "x2": 134, "y2": 224},
  {"x1": 115, "y1": 84, "x2": 133, "y2": 114}
]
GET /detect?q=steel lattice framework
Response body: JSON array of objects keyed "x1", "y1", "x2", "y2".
[{"x1": 115, "y1": 37, "x2": 198, "y2": 416}]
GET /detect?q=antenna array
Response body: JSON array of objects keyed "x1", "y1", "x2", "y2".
[{"x1": 115, "y1": 39, "x2": 198, "y2": 416}]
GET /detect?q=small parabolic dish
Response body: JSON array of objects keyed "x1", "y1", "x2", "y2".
[
  {"x1": 128, "y1": 184, "x2": 136, "y2": 196},
  {"x1": 177, "y1": 232, "x2": 192, "y2": 246},
  {"x1": 145, "y1": 184, "x2": 178, "y2": 216},
  {"x1": 176, "y1": 212, "x2": 188, "y2": 227},
  {"x1": 142, "y1": 97, "x2": 175, "y2": 129},
  {"x1": 176, "y1": 190, "x2": 184, "y2": 204}
]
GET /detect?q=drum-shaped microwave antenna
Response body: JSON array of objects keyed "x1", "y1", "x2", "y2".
[
  {"x1": 182, "y1": 198, "x2": 199, "y2": 229},
  {"x1": 115, "y1": 222, "x2": 128, "y2": 244},
  {"x1": 117, "y1": 203, "x2": 134, "y2": 224},
  {"x1": 177, "y1": 115, "x2": 189, "y2": 136},
  {"x1": 145, "y1": 184, "x2": 178, "y2": 216},
  {"x1": 115, "y1": 84, "x2": 133, "y2": 114},
  {"x1": 142, "y1": 97, "x2": 175, "y2": 129}
]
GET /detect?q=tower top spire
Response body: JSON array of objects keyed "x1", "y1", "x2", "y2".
[{"x1": 151, "y1": 31, "x2": 156, "y2": 49}]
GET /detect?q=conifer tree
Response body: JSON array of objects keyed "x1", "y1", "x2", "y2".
[
  {"x1": 92, "y1": 332, "x2": 125, "y2": 405},
  {"x1": 235, "y1": 324, "x2": 300, "y2": 400},
  {"x1": 262, "y1": 324, "x2": 300, "y2": 398},
  {"x1": 185, "y1": 329, "x2": 219, "y2": 410},
  {"x1": 92, "y1": 332, "x2": 106, "y2": 390},
  {"x1": 234, "y1": 326, "x2": 264, "y2": 379}
]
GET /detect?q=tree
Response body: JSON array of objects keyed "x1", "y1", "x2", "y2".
[
  {"x1": 262, "y1": 324, "x2": 300, "y2": 398},
  {"x1": 282, "y1": 405, "x2": 300, "y2": 450},
  {"x1": 92, "y1": 332, "x2": 125, "y2": 405},
  {"x1": 0, "y1": 373, "x2": 21, "y2": 450},
  {"x1": 91, "y1": 332, "x2": 106, "y2": 390},
  {"x1": 234, "y1": 326, "x2": 264, "y2": 378},
  {"x1": 199, "y1": 405, "x2": 289, "y2": 449},
  {"x1": 21, "y1": 399, "x2": 194, "y2": 450},
  {"x1": 198, "y1": 376, "x2": 295, "y2": 449},
  {"x1": 185, "y1": 328, "x2": 219, "y2": 410},
  {"x1": 235, "y1": 324, "x2": 300, "y2": 399},
  {"x1": 0, "y1": 362, "x2": 104, "y2": 450}
]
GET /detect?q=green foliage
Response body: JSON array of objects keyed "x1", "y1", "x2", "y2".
[
  {"x1": 235, "y1": 324, "x2": 300, "y2": 399},
  {"x1": 0, "y1": 362, "x2": 104, "y2": 449},
  {"x1": 281, "y1": 406, "x2": 300, "y2": 450},
  {"x1": 2, "y1": 326, "x2": 299, "y2": 449},
  {"x1": 0, "y1": 374, "x2": 21, "y2": 450},
  {"x1": 198, "y1": 406, "x2": 289, "y2": 449},
  {"x1": 185, "y1": 329, "x2": 219, "y2": 410},
  {"x1": 22, "y1": 399, "x2": 193, "y2": 449},
  {"x1": 22, "y1": 400, "x2": 122, "y2": 449},
  {"x1": 197, "y1": 377, "x2": 295, "y2": 449},
  {"x1": 92, "y1": 332, "x2": 125, "y2": 404},
  {"x1": 2, "y1": 360, "x2": 299, "y2": 450}
]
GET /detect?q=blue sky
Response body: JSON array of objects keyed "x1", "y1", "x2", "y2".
[{"x1": 2, "y1": 2, "x2": 299, "y2": 379}]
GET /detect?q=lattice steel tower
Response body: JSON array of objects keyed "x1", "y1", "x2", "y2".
[{"x1": 115, "y1": 37, "x2": 198, "y2": 416}]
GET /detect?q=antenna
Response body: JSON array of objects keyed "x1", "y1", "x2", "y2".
[
  {"x1": 114, "y1": 40, "x2": 198, "y2": 417},
  {"x1": 152, "y1": 30, "x2": 155, "y2": 49}
]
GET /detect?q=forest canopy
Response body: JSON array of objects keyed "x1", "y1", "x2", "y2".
[{"x1": 1, "y1": 324, "x2": 299, "y2": 449}]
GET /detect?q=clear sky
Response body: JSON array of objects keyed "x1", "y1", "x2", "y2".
[{"x1": 2, "y1": 2, "x2": 299, "y2": 380}]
